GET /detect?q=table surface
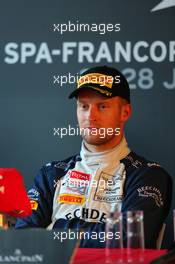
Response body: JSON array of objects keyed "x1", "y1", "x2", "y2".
[{"x1": 72, "y1": 248, "x2": 167, "y2": 264}]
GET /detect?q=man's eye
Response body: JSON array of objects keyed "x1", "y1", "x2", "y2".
[
  {"x1": 99, "y1": 104, "x2": 107, "y2": 109},
  {"x1": 81, "y1": 104, "x2": 88, "y2": 110}
]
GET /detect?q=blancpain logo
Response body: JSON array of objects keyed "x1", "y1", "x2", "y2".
[
  {"x1": 0, "y1": 249, "x2": 44, "y2": 263},
  {"x1": 151, "y1": 0, "x2": 175, "y2": 12}
]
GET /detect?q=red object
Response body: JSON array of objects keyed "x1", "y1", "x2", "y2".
[
  {"x1": 72, "y1": 248, "x2": 167, "y2": 264},
  {"x1": 0, "y1": 168, "x2": 32, "y2": 217}
]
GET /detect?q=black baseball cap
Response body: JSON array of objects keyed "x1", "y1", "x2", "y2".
[{"x1": 68, "y1": 65, "x2": 130, "y2": 103}]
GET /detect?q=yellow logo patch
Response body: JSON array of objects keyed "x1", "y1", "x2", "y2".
[
  {"x1": 58, "y1": 194, "x2": 85, "y2": 205},
  {"x1": 30, "y1": 200, "x2": 38, "y2": 210},
  {"x1": 77, "y1": 73, "x2": 113, "y2": 89}
]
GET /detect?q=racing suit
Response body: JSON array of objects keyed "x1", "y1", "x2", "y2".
[{"x1": 15, "y1": 137, "x2": 172, "y2": 249}]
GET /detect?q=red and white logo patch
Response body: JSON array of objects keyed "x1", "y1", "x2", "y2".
[{"x1": 69, "y1": 170, "x2": 91, "y2": 181}]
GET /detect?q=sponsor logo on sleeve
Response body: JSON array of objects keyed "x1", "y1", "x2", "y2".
[
  {"x1": 28, "y1": 188, "x2": 40, "y2": 201},
  {"x1": 137, "y1": 186, "x2": 164, "y2": 207},
  {"x1": 30, "y1": 200, "x2": 39, "y2": 210}
]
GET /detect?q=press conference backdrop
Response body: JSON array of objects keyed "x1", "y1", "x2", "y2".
[{"x1": 0, "y1": 0, "x2": 174, "y2": 248}]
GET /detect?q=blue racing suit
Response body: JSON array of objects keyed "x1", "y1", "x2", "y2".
[{"x1": 15, "y1": 151, "x2": 172, "y2": 249}]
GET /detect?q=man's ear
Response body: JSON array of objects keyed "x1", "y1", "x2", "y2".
[{"x1": 121, "y1": 104, "x2": 132, "y2": 122}]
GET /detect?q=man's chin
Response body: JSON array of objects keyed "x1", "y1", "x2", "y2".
[{"x1": 82, "y1": 135, "x2": 108, "y2": 145}]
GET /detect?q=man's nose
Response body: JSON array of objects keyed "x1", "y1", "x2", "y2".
[{"x1": 87, "y1": 106, "x2": 98, "y2": 121}]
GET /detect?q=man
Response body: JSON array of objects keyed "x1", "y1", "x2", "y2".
[{"x1": 15, "y1": 65, "x2": 172, "y2": 249}]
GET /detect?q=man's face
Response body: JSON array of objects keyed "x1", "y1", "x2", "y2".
[{"x1": 77, "y1": 89, "x2": 131, "y2": 146}]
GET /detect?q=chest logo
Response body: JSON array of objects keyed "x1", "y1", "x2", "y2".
[
  {"x1": 94, "y1": 171, "x2": 125, "y2": 203},
  {"x1": 58, "y1": 193, "x2": 85, "y2": 205}
]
